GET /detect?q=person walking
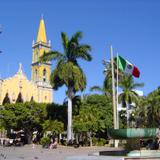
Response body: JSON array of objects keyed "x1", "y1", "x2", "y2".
[
  {"x1": 49, "y1": 136, "x2": 57, "y2": 149},
  {"x1": 32, "y1": 133, "x2": 37, "y2": 149}
]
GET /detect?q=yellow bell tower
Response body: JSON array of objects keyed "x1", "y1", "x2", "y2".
[
  {"x1": 0, "y1": 16, "x2": 53, "y2": 105},
  {"x1": 31, "y1": 17, "x2": 51, "y2": 84},
  {"x1": 31, "y1": 17, "x2": 53, "y2": 103}
]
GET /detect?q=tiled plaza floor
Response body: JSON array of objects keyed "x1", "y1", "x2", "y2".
[{"x1": 0, "y1": 145, "x2": 121, "y2": 160}]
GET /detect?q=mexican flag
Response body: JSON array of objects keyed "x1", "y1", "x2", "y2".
[{"x1": 116, "y1": 55, "x2": 140, "y2": 78}]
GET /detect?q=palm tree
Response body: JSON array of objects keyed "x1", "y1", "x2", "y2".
[
  {"x1": 40, "y1": 31, "x2": 92, "y2": 142},
  {"x1": 90, "y1": 59, "x2": 124, "y2": 101},
  {"x1": 90, "y1": 60, "x2": 114, "y2": 97},
  {"x1": 145, "y1": 87, "x2": 160, "y2": 127},
  {"x1": 63, "y1": 95, "x2": 82, "y2": 115},
  {"x1": 119, "y1": 75, "x2": 144, "y2": 127},
  {"x1": 134, "y1": 96, "x2": 148, "y2": 127},
  {"x1": 134, "y1": 87, "x2": 160, "y2": 128}
]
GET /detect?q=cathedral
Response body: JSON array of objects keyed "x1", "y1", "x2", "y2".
[{"x1": 0, "y1": 18, "x2": 53, "y2": 104}]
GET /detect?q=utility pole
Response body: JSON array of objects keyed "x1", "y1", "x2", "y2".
[
  {"x1": 110, "y1": 46, "x2": 117, "y2": 129},
  {"x1": 110, "y1": 46, "x2": 119, "y2": 148},
  {"x1": 104, "y1": 46, "x2": 119, "y2": 147}
]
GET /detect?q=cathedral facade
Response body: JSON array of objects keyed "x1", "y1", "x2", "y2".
[{"x1": 0, "y1": 18, "x2": 53, "y2": 104}]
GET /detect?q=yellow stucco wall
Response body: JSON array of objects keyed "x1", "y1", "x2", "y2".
[{"x1": 0, "y1": 69, "x2": 52, "y2": 105}]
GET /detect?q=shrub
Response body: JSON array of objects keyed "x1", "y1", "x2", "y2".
[
  {"x1": 92, "y1": 137, "x2": 98, "y2": 146},
  {"x1": 97, "y1": 138, "x2": 106, "y2": 146},
  {"x1": 40, "y1": 137, "x2": 50, "y2": 148}
]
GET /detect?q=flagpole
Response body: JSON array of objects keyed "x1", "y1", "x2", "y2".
[
  {"x1": 116, "y1": 53, "x2": 119, "y2": 129},
  {"x1": 110, "y1": 46, "x2": 117, "y2": 130}
]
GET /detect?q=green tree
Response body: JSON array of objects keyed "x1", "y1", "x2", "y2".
[
  {"x1": 46, "y1": 103, "x2": 67, "y2": 129},
  {"x1": 84, "y1": 94, "x2": 113, "y2": 129},
  {"x1": 73, "y1": 94, "x2": 112, "y2": 146},
  {"x1": 119, "y1": 75, "x2": 144, "y2": 127},
  {"x1": 138, "y1": 87, "x2": 160, "y2": 127},
  {"x1": 73, "y1": 105, "x2": 99, "y2": 146},
  {"x1": 42, "y1": 120, "x2": 64, "y2": 135},
  {"x1": 63, "y1": 95, "x2": 82, "y2": 115},
  {"x1": 133, "y1": 96, "x2": 148, "y2": 127},
  {"x1": 40, "y1": 31, "x2": 92, "y2": 142},
  {"x1": 1, "y1": 102, "x2": 47, "y2": 144},
  {"x1": 90, "y1": 61, "x2": 113, "y2": 97}
]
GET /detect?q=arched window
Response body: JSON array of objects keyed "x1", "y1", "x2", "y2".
[
  {"x1": 34, "y1": 69, "x2": 38, "y2": 81},
  {"x1": 16, "y1": 92, "x2": 23, "y2": 103},
  {"x1": 2, "y1": 93, "x2": 10, "y2": 105},
  {"x1": 30, "y1": 96, "x2": 34, "y2": 102},
  {"x1": 43, "y1": 68, "x2": 47, "y2": 82},
  {"x1": 35, "y1": 51, "x2": 39, "y2": 61}
]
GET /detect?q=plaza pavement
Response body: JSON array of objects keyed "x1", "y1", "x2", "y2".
[{"x1": 0, "y1": 145, "x2": 122, "y2": 160}]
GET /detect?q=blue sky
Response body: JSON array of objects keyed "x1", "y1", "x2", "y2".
[{"x1": 0, "y1": 0, "x2": 159, "y2": 104}]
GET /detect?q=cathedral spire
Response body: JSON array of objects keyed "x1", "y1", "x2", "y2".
[
  {"x1": 32, "y1": 17, "x2": 51, "y2": 84},
  {"x1": 36, "y1": 17, "x2": 47, "y2": 43}
]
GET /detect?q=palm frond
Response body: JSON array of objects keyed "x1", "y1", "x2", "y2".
[
  {"x1": 66, "y1": 32, "x2": 83, "y2": 59},
  {"x1": 118, "y1": 94, "x2": 126, "y2": 107},
  {"x1": 132, "y1": 83, "x2": 144, "y2": 89},
  {"x1": 129, "y1": 91, "x2": 139, "y2": 104},
  {"x1": 39, "y1": 51, "x2": 63, "y2": 62},
  {"x1": 50, "y1": 69, "x2": 64, "y2": 90},
  {"x1": 57, "y1": 62, "x2": 86, "y2": 91},
  {"x1": 75, "y1": 45, "x2": 92, "y2": 61},
  {"x1": 61, "y1": 32, "x2": 68, "y2": 54},
  {"x1": 70, "y1": 31, "x2": 82, "y2": 44},
  {"x1": 90, "y1": 86, "x2": 103, "y2": 92},
  {"x1": 57, "y1": 58, "x2": 66, "y2": 68}
]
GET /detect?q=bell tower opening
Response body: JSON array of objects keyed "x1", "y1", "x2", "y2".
[{"x1": 43, "y1": 68, "x2": 46, "y2": 82}]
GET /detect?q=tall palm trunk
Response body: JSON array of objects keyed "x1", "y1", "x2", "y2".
[
  {"x1": 67, "y1": 87, "x2": 73, "y2": 142},
  {"x1": 126, "y1": 101, "x2": 130, "y2": 127}
]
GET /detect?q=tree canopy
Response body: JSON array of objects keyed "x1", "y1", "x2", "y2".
[{"x1": 1, "y1": 102, "x2": 47, "y2": 143}]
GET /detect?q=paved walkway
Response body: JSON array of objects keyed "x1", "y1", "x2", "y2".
[{"x1": 0, "y1": 145, "x2": 121, "y2": 160}]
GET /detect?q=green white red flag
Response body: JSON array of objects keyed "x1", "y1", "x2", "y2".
[{"x1": 116, "y1": 55, "x2": 140, "y2": 78}]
